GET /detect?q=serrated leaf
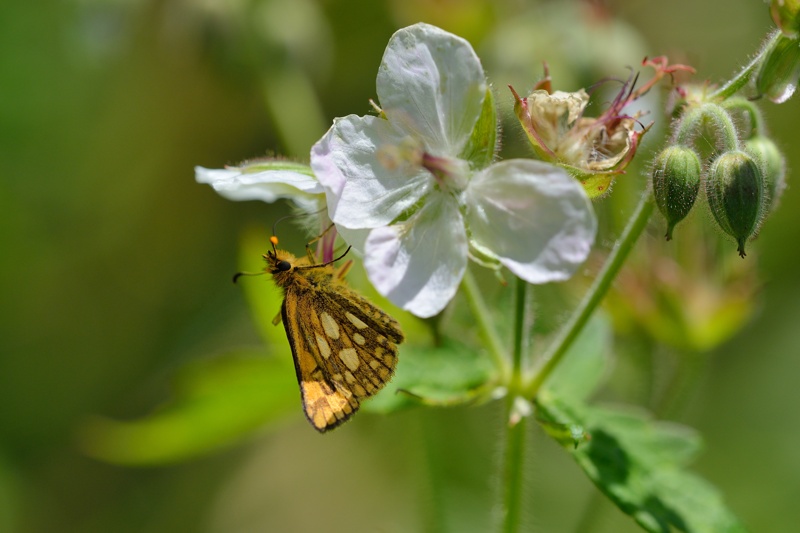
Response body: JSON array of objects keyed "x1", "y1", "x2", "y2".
[
  {"x1": 542, "y1": 313, "x2": 612, "y2": 403},
  {"x1": 536, "y1": 396, "x2": 747, "y2": 533},
  {"x1": 460, "y1": 87, "x2": 498, "y2": 169},
  {"x1": 79, "y1": 352, "x2": 298, "y2": 465},
  {"x1": 364, "y1": 340, "x2": 496, "y2": 414}
]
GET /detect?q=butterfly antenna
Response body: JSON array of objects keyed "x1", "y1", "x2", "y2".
[
  {"x1": 330, "y1": 245, "x2": 352, "y2": 264},
  {"x1": 232, "y1": 271, "x2": 265, "y2": 283},
  {"x1": 296, "y1": 246, "x2": 352, "y2": 270}
]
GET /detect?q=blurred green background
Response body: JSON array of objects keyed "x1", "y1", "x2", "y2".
[{"x1": 2, "y1": 0, "x2": 799, "y2": 531}]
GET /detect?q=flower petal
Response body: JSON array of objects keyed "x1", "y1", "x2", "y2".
[
  {"x1": 195, "y1": 166, "x2": 323, "y2": 211},
  {"x1": 335, "y1": 225, "x2": 370, "y2": 255},
  {"x1": 363, "y1": 193, "x2": 467, "y2": 318},
  {"x1": 464, "y1": 160, "x2": 597, "y2": 283},
  {"x1": 377, "y1": 23, "x2": 487, "y2": 156},
  {"x1": 311, "y1": 114, "x2": 432, "y2": 229}
]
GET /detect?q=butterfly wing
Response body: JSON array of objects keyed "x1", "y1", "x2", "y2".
[{"x1": 281, "y1": 283, "x2": 402, "y2": 432}]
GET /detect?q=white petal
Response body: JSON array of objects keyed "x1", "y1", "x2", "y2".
[
  {"x1": 363, "y1": 193, "x2": 467, "y2": 318},
  {"x1": 377, "y1": 23, "x2": 487, "y2": 156},
  {"x1": 334, "y1": 225, "x2": 370, "y2": 255},
  {"x1": 464, "y1": 160, "x2": 597, "y2": 283},
  {"x1": 195, "y1": 166, "x2": 323, "y2": 211},
  {"x1": 311, "y1": 115, "x2": 432, "y2": 229}
]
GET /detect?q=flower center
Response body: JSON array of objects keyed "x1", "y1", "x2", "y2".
[
  {"x1": 377, "y1": 137, "x2": 469, "y2": 193},
  {"x1": 421, "y1": 153, "x2": 469, "y2": 192}
]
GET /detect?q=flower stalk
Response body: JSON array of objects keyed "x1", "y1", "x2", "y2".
[
  {"x1": 461, "y1": 270, "x2": 511, "y2": 379},
  {"x1": 709, "y1": 30, "x2": 782, "y2": 101},
  {"x1": 499, "y1": 277, "x2": 530, "y2": 533}
]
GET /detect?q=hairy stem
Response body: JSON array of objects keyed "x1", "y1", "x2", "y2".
[
  {"x1": 500, "y1": 415, "x2": 527, "y2": 533},
  {"x1": 462, "y1": 270, "x2": 510, "y2": 379},
  {"x1": 500, "y1": 277, "x2": 530, "y2": 533},
  {"x1": 708, "y1": 30, "x2": 780, "y2": 101}
]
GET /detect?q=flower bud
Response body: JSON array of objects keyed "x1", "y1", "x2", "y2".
[
  {"x1": 743, "y1": 136, "x2": 786, "y2": 212},
  {"x1": 756, "y1": 33, "x2": 800, "y2": 103},
  {"x1": 706, "y1": 151, "x2": 765, "y2": 257},
  {"x1": 771, "y1": 0, "x2": 800, "y2": 38},
  {"x1": 652, "y1": 146, "x2": 702, "y2": 240}
]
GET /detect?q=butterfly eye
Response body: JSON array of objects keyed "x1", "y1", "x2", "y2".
[{"x1": 276, "y1": 260, "x2": 292, "y2": 271}]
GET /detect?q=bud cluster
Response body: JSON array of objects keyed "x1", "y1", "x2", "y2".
[{"x1": 652, "y1": 101, "x2": 785, "y2": 257}]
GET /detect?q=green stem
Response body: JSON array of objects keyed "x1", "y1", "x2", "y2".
[
  {"x1": 675, "y1": 103, "x2": 740, "y2": 151},
  {"x1": 510, "y1": 277, "x2": 528, "y2": 393},
  {"x1": 501, "y1": 414, "x2": 527, "y2": 533},
  {"x1": 708, "y1": 30, "x2": 781, "y2": 101},
  {"x1": 461, "y1": 269, "x2": 510, "y2": 379},
  {"x1": 500, "y1": 277, "x2": 529, "y2": 533},
  {"x1": 525, "y1": 191, "x2": 655, "y2": 398},
  {"x1": 721, "y1": 97, "x2": 765, "y2": 136}
]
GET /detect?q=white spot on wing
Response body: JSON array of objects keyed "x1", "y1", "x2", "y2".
[
  {"x1": 320, "y1": 312, "x2": 340, "y2": 339},
  {"x1": 346, "y1": 312, "x2": 368, "y2": 329},
  {"x1": 338, "y1": 348, "x2": 360, "y2": 371},
  {"x1": 316, "y1": 334, "x2": 332, "y2": 359},
  {"x1": 353, "y1": 333, "x2": 366, "y2": 345}
]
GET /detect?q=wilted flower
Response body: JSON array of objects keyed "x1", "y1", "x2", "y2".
[{"x1": 511, "y1": 57, "x2": 694, "y2": 198}]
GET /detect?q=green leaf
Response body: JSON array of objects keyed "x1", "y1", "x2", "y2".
[
  {"x1": 79, "y1": 351, "x2": 298, "y2": 465},
  {"x1": 542, "y1": 313, "x2": 611, "y2": 403},
  {"x1": 364, "y1": 339, "x2": 496, "y2": 414},
  {"x1": 460, "y1": 87, "x2": 498, "y2": 169},
  {"x1": 536, "y1": 396, "x2": 747, "y2": 533}
]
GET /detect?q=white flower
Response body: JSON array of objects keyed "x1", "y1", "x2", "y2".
[
  {"x1": 195, "y1": 163, "x2": 324, "y2": 213},
  {"x1": 311, "y1": 23, "x2": 597, "y2": 318}
]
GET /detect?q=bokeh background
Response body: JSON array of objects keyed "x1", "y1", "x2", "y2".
[{"x1": 3, "y1": 0, "x2": 799, "y2": 531}]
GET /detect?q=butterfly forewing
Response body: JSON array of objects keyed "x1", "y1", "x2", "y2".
[{"x1": 271, "y1": 248, "x2": 403, "y2": 432}]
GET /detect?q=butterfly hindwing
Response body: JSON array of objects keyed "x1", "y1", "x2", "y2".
[
  {"x1": 281, "y1": 282, "x2": 401, "y2": 432},
  {"x1": 266, "y1": 246, "x2": 404, "y2": 432}
]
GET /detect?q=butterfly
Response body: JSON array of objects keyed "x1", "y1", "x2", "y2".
[{"x1": 260, "y1": 236, "x2": 404, "y2": 432}]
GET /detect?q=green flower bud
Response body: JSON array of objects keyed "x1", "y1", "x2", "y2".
[
  {"x1": 743, "y1": 136, "x2": 786, "y2": 212},
  {"x1": 771, "y1": 0, "x2": 800, "y2": 38},
  {"x1": 756, "y1": 33, "x2": 800, "y2": 103},
  {"x1": 652, "y1": 146, "x2": 702, "y2": 240},
  {"x1": 706, "y1": 151, "x2": 766, "y2": 258}
]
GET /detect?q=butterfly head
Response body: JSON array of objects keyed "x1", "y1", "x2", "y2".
[{"x1": 265, "y1": 249, "x2": 297, "y2": 274}]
